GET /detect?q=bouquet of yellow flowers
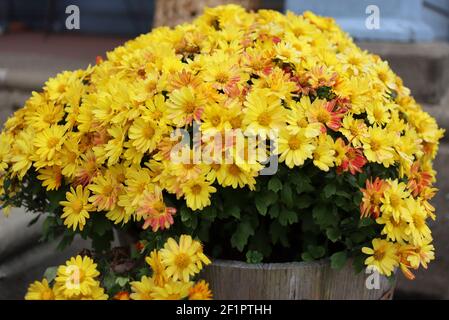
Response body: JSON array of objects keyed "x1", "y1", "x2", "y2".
[
  {"x1": 0, "y1": 5, "x2": 444, "y2": 298},
  {"x1": 25, "y1": 235, "x2": 212, "y2": 300}
]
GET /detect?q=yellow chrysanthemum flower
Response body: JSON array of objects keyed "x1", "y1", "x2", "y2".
[
  {"x1": 25, "y1": 279, "x2": 55, "y2": 300},
  {"x1": 55, "y1": 255, "x2": 101, "y2": 298},
  {"x1": 243, "y1": 88, "x2": 286, "y2": 138},
  {"x1": 362, "y1": 238, "x2": 399, "y2": 277},
  {"x1": 128, "y1": 118, "x2": 162, "y2": 153},
  {"x1": 312, "y1": 134, "x2": 335, "y2": 171},
  {"x1": 361, "y1": 126, "x2": 396, "y2": 167},
  {"x1": 146, "y1": 250, "x2": 168, "y2": 287},
  {"x1": 37, "y1": 165, "x2": 63, "y2": 191},
  {"x1": 160, "y1": 235, "x2": 211, "y2": 282},
  {"x1": 60, "y1": 185, "x2": 94, "y2": 231},
  {"x1": 33, "y1": 125, "x2": 66, "y2": 162},
  {"x1": 277, "y1": 128, "x2": 315, "y2": 168},
  {"x1": 182, "y1": 176, "x2": 217, "y2": 211},
  {"x1": 130, "y1": 276, "x2": 156, "y2": 300},
  {"x1": 151, "y1": 280, "x2": 192, "y2": 300}
]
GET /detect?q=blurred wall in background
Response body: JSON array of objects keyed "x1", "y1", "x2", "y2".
[{"x1": 286, "y1": 0, "x2": 449, "y2": 42}]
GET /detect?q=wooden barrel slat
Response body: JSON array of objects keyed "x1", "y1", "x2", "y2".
[{"x1": 201, "y1": 259, "x2": 395, "y2": 300}]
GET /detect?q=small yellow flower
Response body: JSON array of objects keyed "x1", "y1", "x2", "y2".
[
  {"x1": 60, "y1": 185, "x2": 94, "y2": 231},
  {"x1": 130, "y1": 276, "x2": 156, "y2": 300},
  {"x1": 362, "y1": 238, "x2": 399, "y2": 277},
  {"x1": 25, "y1": 279, "x2": 55, "y2": 300},
  {"x1": 160, "y1": 235, "x2": 211, "y2": 282},
  {"x1": 55, "y1": 255, "x2": 101, "y2": 298},
  {"x1": 182, "y1": 176, "x2": 217, "y2": 211}
]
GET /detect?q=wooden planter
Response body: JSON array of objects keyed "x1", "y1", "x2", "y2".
[{"x1": 201, "y1": 259, "x2": 395, "y2": 300}]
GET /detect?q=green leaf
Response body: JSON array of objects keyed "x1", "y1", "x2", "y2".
[
  {"x1": 91, "y1": 215, "x2": 112, "y2": 236},
  {"x1": 350, "y1": 231, "x2": 367, "y2": 244},
  {"x1": 202, "y1": 206, "x2": 217, "y2": 221},
  {"x1": 281, "y1": 184, "x2": 293, "y2": 208},
  {"x1": 180, "y1": 206, "x2": 198, "y2": 229},
  {"x1": 231, "y1": 220, "x2": 255, "y2": 251},
  {"x1": 46, "y1": 188, "x2": 67, "y2": 213},
  {"x1": 326, "y1": 228, "x2": 341, "y2": 242},
  {"x1": 301, "y1": 252, "x2": 314, "y2": 262},
  {"x1": 335, "y1": 190, "x2": 351, "y2": 198},
  {"x1": 130, "y1": 246, "x2": 140, "y2": 260},
  {"x1": 312, "y1": 204, "x2": 339, "y2": 228},
  {"x1": 91, "y1": 229, "x2": 114, "y2": 253},
  {"x1": 246, "y1": 250, "x2": 263, "y2": 264},
  {"x1": 269, "y1": 221, "x2": 289, "y2": 246},
  {"x1": 115, "y1": 276, "x2": 130, "y2": 287},
  {"x1": 323, "y1": 183, "x2": 336, "y2": 198},
  {"x1": 43, "y1": 266, "x2": 58, "y2": 283},
  {"x1": 180, "y1": 206, "x2": 191, "y2": 222},
  {"x1": 227, "y1": 205, "x2": 241, "y2": 219},
  {"x1": 264, "y1": 191, "x2": 278, "y2": 206},
  {"x1": 103, "y1": 273, "x2": 116, "y2": 290},
  {"x1": 267, "y1": 177, "x2": 283, "y2": 192},
  {"x1": 268, "y1": 204, "x2": 280, "y2": 219},
  {"x1": 330, "y1": 251, "x2": 347, "y2": 270},
  {"x1": 353, "y1": 254, "x2": 366, "y2": 273},
  {"x1": 279, "y1": 208, "x2": 298, "y2": 226},
  {"x1": 296, "y1": 194, "x2": 313, "y2": 209},
  {"x1": 308, "y1": 245, "x2": 326, "y2": 259},
  {"x1": 358, "y1": 217, "x2": 374, "y2": 227},
  {"x1": 255, "y1": 195, "x2": 268, "y2": 216}
]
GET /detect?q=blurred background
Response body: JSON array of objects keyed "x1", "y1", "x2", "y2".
[{"x1": 1, "y1": 0, "x2": 449, "y2": 299}]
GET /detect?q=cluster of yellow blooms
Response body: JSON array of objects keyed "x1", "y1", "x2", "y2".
[
  {"x1": 25, "y1": 235, "x2": 212, "y2": 300},
  {"x1": 0, "y1": 5, "x2": 444, "y2": 279}
]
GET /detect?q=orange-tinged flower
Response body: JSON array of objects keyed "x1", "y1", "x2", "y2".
[
  {"x1": 137, "y1": 191, "x2": 176, "y2": 232},
  {"x1": 360, "y1": 177, "x2": 387, "y2": 219},
  {"x1": 75, "y1": 151, "x2": 100, "y2": 186},
  {"x1": 88, "y1": 174, "x2": 122, "y2": 211},
  {"x1": 189, "y1": 280, "x2": 213, "y2": 300},
  {"x1": 407, "y1": 162, "x2": 433, "y2": 197},
  {"x1": 113, "y1": 291, "x2": 130, "y2": 300},
  {"x1": 306, "y1": 98, "x2": 346, "y2": 132},
  {"x1": 338, "y1": 146, "x2": 367, "y2": 175}
]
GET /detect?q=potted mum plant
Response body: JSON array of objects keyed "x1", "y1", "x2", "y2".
[{"x1": 0, "y1": 5, "x2": 444, "y2": 300}]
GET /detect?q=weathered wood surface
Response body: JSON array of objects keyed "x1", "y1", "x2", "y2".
[
  {"x1": 202, "y1": 259, "x2": 395, "y2": 300},
  {"x1": 153, "y1": 0, "x2": 261, "y2": 27}
]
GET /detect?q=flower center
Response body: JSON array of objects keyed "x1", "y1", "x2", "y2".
[
  {"x1": 143, "y1": 125, "x2": 155, "y2": 139},
  {"x1": 370, "y1": 139, "x2": 381, "y2": 152},
  {"x1": 47, "y1": 137, "x2": 60, "y2": 148},
  {"x1": 41, "y1": 289, "x2": 54, "y2": 300},
  {"x1": 72, "y1": 200, "x2": 83, "y2": 213},
  {"x1": 191, "y1": 184, "x2": 202, "y2": 195},
  {"x1": 230, "y1": 117, "x2": 242, "y2": 129},
  {"x1": 373, "y1": 249, "x2": 385, "y2": 261},
  {"x1": 184, "y1": 101, "x2": 197, "y2": 113},
  {"x1": 215, "y1": 72, "x2": 229, "y2": 84},
  {"x1": 316, "y1": 110, "x2": 330, "y2": 124},
  {"x1": 228, "y1": 164, "x2": 241, "y2": 176},
  {"x1": 257, "y1": 112, "x2": 272, "y2": 126},
  {"x1": 211, "y1": 116, "x2": 221, "y2": 126},
  {"x1": 175, "y1": 253, "x2": 191, "y2": 269},
  {"x1": 389, "y1": 194, "x2": 400, "y2": 208},
  {"x1": 288, "y1": 137, "x2": 301, "y2": 150}
]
